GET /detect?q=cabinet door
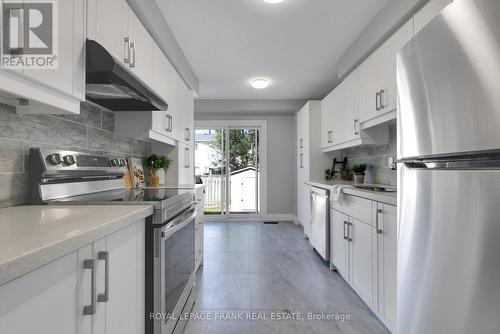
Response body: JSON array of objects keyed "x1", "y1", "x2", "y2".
[
  {"x1": 128, "y1": 7, "x2": 154, "y2": 86},
  {"x1": 330, "y1": 209, "x2": 349, "y2": 280},
  {"x1": 379, "y1": 20, "x2": 413, "y2": 113},
  {"x1": 105, "y1": 222, "x2": 143, "y2": 334},
  {"x1": 320, "y1": 93, "x2": 332, "y2": 149},
  {"x1": 349, "y1": 218, "x2": 376, "y2": 308},
  {"x1": 358, "y1": 52, "x2": 379, "y2": 123},
  {"x1": 377, "y1": 204, "x2": 397, "y2": 332},
  {"x1": 94, "y1": 0, "x2": 128, "y2": 64},
  {"x1": 0, "y1": 253, "x2": 79, "y2": 334},
  {"x1": 341, "y1": 70, "x2": 360, "y2": 142},
  {"x1": 24, "y1": 0, "x2": 85, "y2": 98},
  {"x1": 302, "y1": 183, "x2": 312, "y2": 238},
  {"x1": 297, "y1": 107, "x2": 305, "y2": 150}
]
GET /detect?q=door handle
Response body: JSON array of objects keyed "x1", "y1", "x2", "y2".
[
  {"x1": 124, "y1": 37, "x2": 130, "y2": 64},
  {"x1": 185, "y1": 148, "x2": 190, "y2": 168},
  {"x1": 129, "y1": 42, "x2": 136, "y2": 68},
  {"x1": 380, "y1": 90, "x2": 385, "y2": 109},
  {"x1": 353, "y1": 119, "x2": 359, "y2": 135},
  {"x1": 97, "y1": 251, "x2": 109, "y2": 302},
  {"x1": 185, "y1": 128, "x2": 190, "y2": 141},
  {"x1": 376, "y1": 208, "x2": 383, "y2": 234},
  {"x1": 343, "y1": 221, "x2": 348, "y2": 240},
  {"x1": 347, "y1": 222, "x2": 353, "y2": 242},
  {"x1": 376, "y1": 92, "x2": 381, "y2": 111},
  {"x1": 83, "y1": 259, "x2": 96, "y2": 315},
  {"x1": 300, "y1": 153, "x2": 303, "y2": 169},
  {"x1": 299, "y1": 138, "x2": 303, "y2": 149},
  {"x1": 169, "y1": 115, "x2": 173, "y2": 132}
]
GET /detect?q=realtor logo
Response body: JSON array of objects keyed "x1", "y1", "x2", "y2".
[{"x1": 2, "y1": 0, "x2": 58, "y2": 69}]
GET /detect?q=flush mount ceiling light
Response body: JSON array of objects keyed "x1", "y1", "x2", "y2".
[
  {"x1": 263, "y1": 0, "x2": 284, "y2": 4},
  {"x1": 250, "y1": 78, "x2": 270, "y2": 89}
]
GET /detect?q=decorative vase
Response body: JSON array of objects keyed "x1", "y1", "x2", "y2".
[
  {"x1": 155, "y1": 168, "x2": 166, "y2": 185},
  {"x1": 354, "y1": 173, "x2": 365, "y2": 184}
]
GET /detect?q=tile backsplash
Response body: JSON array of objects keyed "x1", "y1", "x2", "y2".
[
  {"x1": 341, "y1": 123, "x2": 397, "y2": 186},
  {"x1": 0, "y1": 102, "x2": 151, "y2": 207}
]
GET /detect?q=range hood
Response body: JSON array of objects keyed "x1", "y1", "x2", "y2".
[{"x1": 85, "y1": 39, "x2": 168, "y2": 111}]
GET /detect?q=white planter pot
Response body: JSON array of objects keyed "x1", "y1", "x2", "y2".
[
  {"x1": 354, "y1": 173, "x2": 365, "y2": 184},
  {"x1": 155, "y1": 168, "x2": 166, "y2": 185}
]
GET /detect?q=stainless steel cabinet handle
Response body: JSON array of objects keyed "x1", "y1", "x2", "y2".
[
  {"x1": 83, "y1": 259, "x2": 96, "y2": 315},
  {"x1": 169, "y1": 115, "x2": 173, "y2": 132},
  {"x1": 97, "y1": 251, "x2": 109, "y2": 303},
  {"x1": 376, "y1": 92, "x2": 381, "y2": 111},
  {"x1": 380, "y1": 89, "x2": 385, "y2": 109},
  {"x1": 300, "y1": 153, "x2": 303, "y2": 169},
  {"x1": 353, "y1": 119, "x2": 359, "y2": 135},
  {"x1": 124, "y1": 37, "x2": 130, "y2": 64},
  {"x1": 299, "y1": 138, "x2": 303, "y2": 149},
  {"x1": 343, "y1": 221, "x2": 348, "y2": 240},
  {"x1": 130, "y1": 42, "x2": 136, "y2": 68},
  {"x1": 185, "y1": 148, "x2": 190, "y2": 168},
  {"x1": 376, "y1": 208, "x2": 383, "y2": 234},
  {"x1": 347, "y1": 222, "x2": 353, "y2": 242},
  {"x1": 185, "y1": 128, "x2": 190, "y2": 141}
]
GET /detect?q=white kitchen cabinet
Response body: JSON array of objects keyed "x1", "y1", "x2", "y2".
[
  {"x1": 330, "y1": 195, "x2": 397, "y2": 332},
  {"x1": 177, "y1": 142, "x2": 194, "y2": 184},
  {"x1": 0, "y1": 220, "x2": 145, "y2": 334},
  {"x1": 330, "y1": 208, "x2": 349, "y2": 280},
  {"x1": 0, "y1": 0, "x2": 85, "y2": 115},
  {"x1": 376, "y1": 204, "x2": 397, "y2": 333},
  {"x1": 23, "y1": 0, "x2": 85, "y2": 101},
  {"x1": 341, "y1": 69, "x2": 361, "y2": 143},
  {"x1": 358, "y1": 20, "x2": 413, "y2": 129},
  {"x1": 349, "y1": 217, "x2": 377, "y2": 309},
  {"x1": 414, "y1": 0, "x2": 454, "y2": 34},
  {"x1": 90, "y1": 0, "x2": 129, "y2": 65},
  {"x1": 0, "y1": 253, "x2": 79, "y2": 334},
  {"x1": 195, "y1": 187, "x2": 205, "y2": 271},
  {"x1": 320, "y1": 88, "x2": 342, "y2": 149},
  {"x1": 296, "y1": 101, "x2": 331, "y2": 233},
  {"x1": 127, "y1": 7, "x2": 154, "y2": 86}
]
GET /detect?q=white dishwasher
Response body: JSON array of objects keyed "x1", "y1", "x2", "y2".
[{"x1": 309, "y1": 187, "x2": 329, "y2": 261}]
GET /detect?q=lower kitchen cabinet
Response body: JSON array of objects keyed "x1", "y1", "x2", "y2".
[
  {"x1": 376, "y1": 204, "x2": 397, "y2": 333},
  {"x1": 195, "y1": 186, "x2": 205, "y2": 271},
  {"x1": 330, "y1": 197, "x2": 396, "y2": 332},
  {"x1": 0, "y1": 219, "x2": 145, "y2": 334}
]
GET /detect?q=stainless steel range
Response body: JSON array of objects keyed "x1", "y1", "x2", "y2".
[{"x1": 29, "y1": 147, "x2": 198, "y2": 334}]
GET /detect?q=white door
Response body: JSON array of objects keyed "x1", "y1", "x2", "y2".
[
  {"x1": 341, "y1": 70, "x2": 360, "y2": 142},
  {"x1": 330, "y1": 209, "x2": 349, "y2": 280},
  {"x1": 105, "y1": 222, "x2": 142, "y2": 334},
  {"x1": 349, "y1": 218, "x2": 376, "y2": 308},
  {"x1": 0, "y1": 253, "x2": 79, "y2": 334},
  {"x1": 377, "y1": 204, "x2": 397, "y2": 332},
  {"x1": 23, "y1": 0, "x2": 85, "y2": 98},
  {"x1": 379, "y1": 20, "x2": 413, "y2": 113},
  {"x1": 94, "y1": 0, "x2": 128, "y2": 65},
  {"x1": 358, "y1": 53, "x2": 379, "y2": 123},
  {"x1": 128, "y1": 6, "x2": 154, "y2": 85},
  {"x1": 320, "y1": 93, "x2": 332, "y2": 149}
]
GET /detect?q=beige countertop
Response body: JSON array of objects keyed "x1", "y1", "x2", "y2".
[
  {"x1": 0, "y1": 205, "x2": 153, "y2": 286},
  {"x1": 305, "y1": 180, "x2": 397, "y2": 206}
]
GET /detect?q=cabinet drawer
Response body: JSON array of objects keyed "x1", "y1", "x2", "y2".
[{"x1": 331, "y1": 195, "x2": 373, "y2": 226}]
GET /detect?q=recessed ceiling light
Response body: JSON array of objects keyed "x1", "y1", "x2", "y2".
[
  {"x1": 250, "y1": 78, "x2": 270, "y2": 89},
  {"x1": 263, "y1": 0, "x2": 284, "y2": 4}
]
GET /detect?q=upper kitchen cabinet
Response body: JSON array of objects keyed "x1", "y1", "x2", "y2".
[
  {"x1": 0, "y1": 0, "x2": 85, "y2": 114},
  {"x1": 321, "y1": 87, "x2": 342, "y2": 150},
  {"x1": 414, "y1": 0, "x2": 454, "y2": 34},
  {"x1": 359, "y1": 20, "x2": 413, "y2": 129},
  {"x1": 88, "y1": 0, "x2": 153, "y2": 85}
]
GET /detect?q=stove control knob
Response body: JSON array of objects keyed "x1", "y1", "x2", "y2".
[
  {"x1": 119, "y1": 159, "x2": 127, "y2": 166},
  {"x1": 63, "y1": 155, "x2": 76, "y2": 166},
  {"x1": 111, "y1": 159, "x2": 119, "y2": 167},
  {"x1": 47, "y1": 154, "x2": 62, "y2": 165}
]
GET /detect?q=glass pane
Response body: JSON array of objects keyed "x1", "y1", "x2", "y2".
[
  {"x1": 195, "y1": 129, "x2": 226, "y2": 215},
  {"x1": 228, "y1": 128, "x2": 259, "y2": 214}
]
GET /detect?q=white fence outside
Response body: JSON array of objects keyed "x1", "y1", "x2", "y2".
[{"x1": 201, "y1": 176, "x2": 224, "y2": 209}]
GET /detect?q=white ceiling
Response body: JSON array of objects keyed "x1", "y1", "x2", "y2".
[{"x1": 156, "y1": 0, "x2": 388, "y2": 100}]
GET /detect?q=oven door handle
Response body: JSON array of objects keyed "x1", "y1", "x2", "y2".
[{"x1": 160, "y1": 207, "x2": 197, "y2": 236}]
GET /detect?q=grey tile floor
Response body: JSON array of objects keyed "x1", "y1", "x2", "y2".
[{"x1": 184, "y1": 221, "x2": 390, "y2": 334}]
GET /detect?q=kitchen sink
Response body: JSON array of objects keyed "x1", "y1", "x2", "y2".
[{"x1": 353, "y1": 185, "x2": 397, "y2": 193}]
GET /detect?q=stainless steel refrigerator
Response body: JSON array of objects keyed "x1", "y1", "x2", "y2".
[{"x1": 397, "y1": 0, "x2": 500, "y2": 333}]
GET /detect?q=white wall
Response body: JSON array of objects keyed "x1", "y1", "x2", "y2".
[
  {"x1": 195, "y1": 112, "x2": 296, "y2": 216},
  {"x1": 338, "y1": 0, "x2": 428, "y2": 78}
]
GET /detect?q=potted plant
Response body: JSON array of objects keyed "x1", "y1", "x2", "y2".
[
  {"x1": 351, "y1": 163, "x2": 368, "y2": 184},
  {"x1": 146, "y1": 154, "x2": 171, "y2": 186}
]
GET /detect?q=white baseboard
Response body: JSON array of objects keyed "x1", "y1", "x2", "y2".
[{"x1": 203, "y1": 213, "x2": 296, "y2": 223}]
